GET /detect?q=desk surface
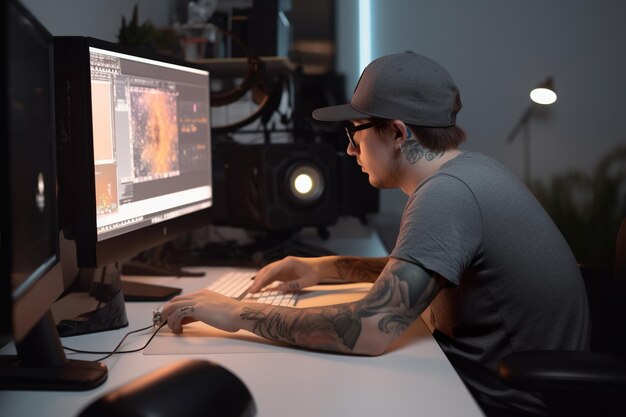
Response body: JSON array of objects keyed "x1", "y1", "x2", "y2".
[{"x1": 0, "y1": 227, "x2": 484, "y2": 417}]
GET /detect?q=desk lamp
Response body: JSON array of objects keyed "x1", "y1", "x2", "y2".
[{"x1": 506, "y1": 77, "x2": 557, "y2": 183}]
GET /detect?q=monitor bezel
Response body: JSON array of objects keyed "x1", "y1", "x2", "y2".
[
  {"x1": 54, "y1": 37, "x2": 213, "y2": 268},
  {"x1": 1, "y1": 1, "x2": 109, "y2": 391},
  {"x1": 1, "y1": 0, "x2": 64, "y2": 342}
]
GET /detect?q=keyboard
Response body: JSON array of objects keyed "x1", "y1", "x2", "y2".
[{"x1": 206, "y1": 270, "x2": 299, "y2": 307}]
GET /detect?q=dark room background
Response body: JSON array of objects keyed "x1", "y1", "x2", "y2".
[{"x1": 22, "y1": 0, "x2": 626, "y2": 270}]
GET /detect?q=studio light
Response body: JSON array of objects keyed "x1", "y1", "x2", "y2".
[
  {"x1": 294, "y1": 174, "x2": 313, "y2": 194},
  {"x1": 288, "y1": 164, "x2": 324, "y2": 205},
  {"x1": 213, "y1": 142, "x2": 379, "y2": 231},
  {"x1": 212, "y1": 143, "x2": 338, "y2": 231}
]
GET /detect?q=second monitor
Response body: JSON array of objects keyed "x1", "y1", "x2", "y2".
[
  {"x1": 54, "y1": 37, "x2": 214, "y2": 270},
  {"x1": 53, "y1": 38, "x2": 214, "y2": 334}
]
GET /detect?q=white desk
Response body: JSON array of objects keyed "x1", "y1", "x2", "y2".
[{"x1": 0, "y1": 226, "x2": 484, "y2": 417}]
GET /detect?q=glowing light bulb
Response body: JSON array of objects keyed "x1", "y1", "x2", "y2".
[
  {"x1": 294, "y1": 174, "x2": 313, "y2": 195},
  {"x1": 530, "y1": 87, "x2": 557, "y2": 105}
]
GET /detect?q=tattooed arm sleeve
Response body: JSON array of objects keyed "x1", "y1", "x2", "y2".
[
  {"x1": 237, "y1": 257, "x2": 444, "y2": 355},
  {"x1": 310, "y1": 255, "x2": 389, "y2": 284},
  {"x1": 320, "y1": 256, "x2": 388, "y2": 284}
]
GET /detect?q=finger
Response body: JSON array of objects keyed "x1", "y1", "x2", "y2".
[
  {"x1": 167, "y1": 305, "x2": 197, "y2": 334},
  {"x1": 167, "y1": 306, "x2": 195, "y2": 333},
  {"x1": 249, "y1": 278, "x2": 267, "y2": 293},
  {"x1": 160, "y1": 300, "x2": 186, "y2": 322},
  {"x1": 181, "y1": 317, "x2": 197, "y2": 326},
  {"x1": 168, "y1": 294, "x2": 195, "y2": 304},
  {"x1": 277, "y1": 280, "x2": 304, "y2": 292},
  {"x1": 250, "y1": 264, "x2": 282, "y2": 292},
  {"x1": 276, "y1": 277, "x2": 315, "y2": 292},
  {"x1": 160, "y1": 290, "x2": 205, "y2": 319}
]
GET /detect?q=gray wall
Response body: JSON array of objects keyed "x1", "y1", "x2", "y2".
[
  {"x1": 21, "y1": 0, "x2": 170, "y2": 42},
  {"x1": 21, "y1": 0, "x2": 626, "y2": 228},
  {"x1": 337, "y1": 0, "x2": 626, "y2": 218}
]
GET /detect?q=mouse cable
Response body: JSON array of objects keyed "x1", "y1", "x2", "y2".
[{"x1": 62, "y1": 322, "x2": 168, "y2": 362}]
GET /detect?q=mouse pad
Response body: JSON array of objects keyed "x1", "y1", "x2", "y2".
[{"x1": 143, "y1": 283, "x2": 432, "y2": 355}]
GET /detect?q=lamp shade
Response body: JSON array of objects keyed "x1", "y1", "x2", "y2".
[{"x1": 530, "y1": 77, "x2": 557, "y2": 105}]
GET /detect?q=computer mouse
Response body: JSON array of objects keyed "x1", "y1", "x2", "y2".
[{"x1": 78, "y1": 359, "x2": 256, "y2": 417}]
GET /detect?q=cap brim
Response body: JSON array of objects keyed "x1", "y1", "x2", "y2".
[{"x1": 312, "y1": 104, "x2": 372, "y2": 122}]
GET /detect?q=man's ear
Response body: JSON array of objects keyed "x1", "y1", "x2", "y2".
[
  {"x1": 391, "y1": 120, "x2": 412, "y2": 138},
  {"x1": 391, "y1": 120, "x2": 411, "y2": 150}
]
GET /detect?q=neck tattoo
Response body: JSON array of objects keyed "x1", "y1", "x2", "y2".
[{"x1": 401, "y1": 139, "x2": 443, "y2": 164}]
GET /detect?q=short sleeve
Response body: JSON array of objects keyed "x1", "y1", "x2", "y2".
[{"x1": 390, "y1": 174, "x2": 482, "y2": 286}]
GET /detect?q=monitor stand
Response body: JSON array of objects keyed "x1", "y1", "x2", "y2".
[
  {"x1": 121, "y1": 245, "x2": 205, "y2": 277},
  {"x1": 54, "y1": 262, "x2": 129, "y2": 338},
  {"x1": 179, "y1": 229, "x2": 337, "y2": 267},
  {"x1": 249, "y1": 231, "x2": 337, "y2": 266},
  {"x1": 0, "y1": 311, "x2": 107, "y2": 390},
  {"x1": 121, "y1": 260, "x2": 204, "y2": 277}
]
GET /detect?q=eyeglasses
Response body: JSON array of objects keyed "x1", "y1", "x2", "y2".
[{"x1": 344, "y1": 122, "x2": 377, "y2": 149}]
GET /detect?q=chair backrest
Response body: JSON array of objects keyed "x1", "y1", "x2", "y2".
[
  {"x1": 579, "y1": 264, "x2": 610, "y2": 351},
  {"x1": 606, "y1": 217, "x2": 626, "y2": 354},
  {"x1": 580, "y1": 217, "x2": 626, "y2": 353}
]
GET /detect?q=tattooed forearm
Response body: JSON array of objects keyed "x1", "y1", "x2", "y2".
[
  {"x1": 240, "y1": 303, "x2": 363, "y2": 353},
  {"x1": 333, "y1": 257, "x2": 388, "y2": 283},
  {"x1": 357, "y1": 261, "x2": 440, "y2": 336},
  {"x1": 239, "y1": 259, "x2": 443, "y2": 355},
  {"x1": 376, "y1": 263, "x2": 442, "y2": 336},
  {"x1": 401, "y1": 139, "x2": 443, "y2": 164},
  {"x1": 378, "y1": 314, "x2": 414, "y2": 335}
]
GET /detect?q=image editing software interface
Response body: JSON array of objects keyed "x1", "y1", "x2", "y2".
[{"x1": 89, "y1": 47, "x2": 213, "y2": 243}]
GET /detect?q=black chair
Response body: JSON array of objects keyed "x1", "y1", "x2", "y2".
[{"x1": 497, "y1": 217, "x2": 626, "y2": 417}]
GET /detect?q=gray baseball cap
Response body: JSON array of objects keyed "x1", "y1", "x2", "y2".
[{"x1": 312, "y1": 51, "x2": 461, "y2": 127}]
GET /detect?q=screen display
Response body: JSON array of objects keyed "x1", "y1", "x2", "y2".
[{"x1": 88, "y1": 47, "x2": 212, "y2": 242}]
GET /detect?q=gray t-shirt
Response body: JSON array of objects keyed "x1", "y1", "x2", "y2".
[{"x1": 390, "y1": 152, "x2": 590, "y2": 416}]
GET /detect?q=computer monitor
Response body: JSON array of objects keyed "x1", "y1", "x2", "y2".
[
  {"x1": 51, "y1": 37, "x2": 214, "y2": 335},
  {"x1": 0, "y1": 0, "x2": 107, "y2": 390},
  {"x1": 54, "y1": 37, "x2": 213, "y2": 269}
]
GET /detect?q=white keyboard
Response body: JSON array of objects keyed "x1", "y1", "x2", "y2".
[{"x1": 206, "y1": 270, "x2": 299, "y2": 307}]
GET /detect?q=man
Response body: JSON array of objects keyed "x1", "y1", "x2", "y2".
[{"x1": 160, "y1": 52, "x2": 590, "y2": 416}]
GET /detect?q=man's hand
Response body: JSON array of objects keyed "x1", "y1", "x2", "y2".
[
  {"x1": 159, "y1": 290, "x2": 242, "y2": 334},
  {"x1": 250, "y1": 256, "x2": 325, "y2": 293},
  {"x1": 251, "y1": 256, "x2": 389, "y2": 293}
]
